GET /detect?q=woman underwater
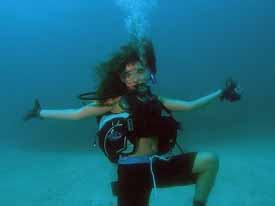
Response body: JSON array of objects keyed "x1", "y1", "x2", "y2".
[{"x1": 25, "y1": 38, "x2": 241, "y2": 206}]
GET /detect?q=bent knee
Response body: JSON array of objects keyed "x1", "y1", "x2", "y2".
[
  {"x1": 193, "y1": 152, "x2": 219, "y2": 173},
  {"x1": 203, "y1": 152, "x2": 219, "y2": 168}
]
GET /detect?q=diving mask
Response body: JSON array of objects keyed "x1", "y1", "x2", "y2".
[{"x1": 120, "y1": 67, "x2": 151, "y2": 84}]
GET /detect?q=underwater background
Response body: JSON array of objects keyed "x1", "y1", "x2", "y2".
[{"x1": 0, "y1": 0, "x2": 274, "y2": 205}]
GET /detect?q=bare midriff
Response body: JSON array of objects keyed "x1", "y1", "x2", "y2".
[
  {"x1": 109, "y1": 97, "x2": 159, "y2": 156},
  {"x1": 130, "y1": 137, "x2": 158, "y2": 156}
]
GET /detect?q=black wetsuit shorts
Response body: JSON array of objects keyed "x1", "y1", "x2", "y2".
[{"x1": 117, "y1": 152, "x2": 198, "y2": 206}]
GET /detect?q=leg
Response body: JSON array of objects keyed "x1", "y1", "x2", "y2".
[
  {"x1": 191, "y1": 152, "x2": 219, "y2": 205},
  {"x1": 117, "y1": 164, "x2": 152, "y2": 206}
]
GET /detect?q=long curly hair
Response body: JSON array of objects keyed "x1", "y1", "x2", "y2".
[{"x1": 94, "y1": 38, "x2": 157, "y2": 105}]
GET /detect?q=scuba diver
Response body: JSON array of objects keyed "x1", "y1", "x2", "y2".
[{"x1": 24, "y1": 38, "x2": 241, "y2": 206}]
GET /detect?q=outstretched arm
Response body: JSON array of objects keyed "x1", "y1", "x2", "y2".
[
  {"x1": 159, "y1": 89, "x2": 222, "y2": 112},
  {"x1": 24, "y1": 99, "x2": 113, "y2": 121},
  {"x1": 40, "y1": 102, "x2": 112, "y2": 120},
  {"x1": 159, "y1": 78, "x2": 241, "y2": 112}
]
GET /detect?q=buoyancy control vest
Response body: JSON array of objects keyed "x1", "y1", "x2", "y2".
[{"x1": 96, "y1": 89, "x2": 182, "y2": 163}]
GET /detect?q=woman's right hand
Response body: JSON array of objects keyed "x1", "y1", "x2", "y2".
[{"x1": 23, "y1": 99, "x2": 43, "y2": 121}]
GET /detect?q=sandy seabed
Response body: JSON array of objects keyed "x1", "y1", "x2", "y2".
[{"x1": 1, "y1": 131, "x2": 274, "y2": 206}]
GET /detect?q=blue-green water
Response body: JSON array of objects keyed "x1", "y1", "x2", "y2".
[{"x1": 0, "y1": 1, "x2": 274, "y2": 205}]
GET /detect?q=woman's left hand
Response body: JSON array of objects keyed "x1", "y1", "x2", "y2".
[{"x1": 220, "y1": 78, "x2": 242, "y2": 102}]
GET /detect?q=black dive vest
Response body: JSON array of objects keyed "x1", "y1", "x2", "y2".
[{"x1": 96, "y1": 91, "x2": 182, "y2": 163}]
